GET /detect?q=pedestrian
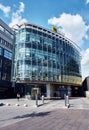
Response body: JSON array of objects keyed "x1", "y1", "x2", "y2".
[{"x1": 17, "y1": 93, "x2": 20, "y2": 101}]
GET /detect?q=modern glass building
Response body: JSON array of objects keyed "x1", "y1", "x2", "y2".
[
  {"x1": 0, "y1": 19, "x2": 14, "y2": 98},
  {"x1": 12, "y1": 23, "x2": 82, "y2": 98}
]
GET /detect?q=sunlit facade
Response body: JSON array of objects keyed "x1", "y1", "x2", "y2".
[{"x1": 12, "y1": 23, "x2": 82, "y2": 97}]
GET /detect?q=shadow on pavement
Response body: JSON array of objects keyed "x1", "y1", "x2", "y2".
[{"x1": 13, "y1": 111, "x2": 51, "y2": 119}]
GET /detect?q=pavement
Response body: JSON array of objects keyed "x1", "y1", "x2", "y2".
[{"x1": 0, "y1": 97, "x2": 89, "y2": 130}]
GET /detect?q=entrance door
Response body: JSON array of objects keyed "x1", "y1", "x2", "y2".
[
  {"x1": 31, "y1": 88, "x2": 40, "y2": 99},
  {"x1": 56, "y1": 87, "x2": 68, "y2": 99}
]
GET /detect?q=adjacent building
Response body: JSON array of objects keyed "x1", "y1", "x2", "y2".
[
  {"x1": 82, "y1": 76, "x2": 89, "y2": 97},
  {"x1": 12, "y1": 23, "x2": 82, "y2": 98},
  {"x1": 0, "y1": 19, "x2": 14, "y2": 98}
]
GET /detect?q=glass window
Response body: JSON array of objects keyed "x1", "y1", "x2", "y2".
[
  {"x1": 26, "y1": 28, "x2": 32, "y2": 32},
  {"x1": 32, "y1": 29, "x2": 37, "y2": 34},
  {"x1": 43, "y1": 33, "x2": 47, "y2": 37},
  {"x1": 5, "y1": 29, "x2": 12, "y2": 37},
  {"x1": 0, "y1": 47, "x2": 2, "y2": 55},
  {"x1": 26, "y1": 34, "x2": 30, "y2": 42},
  {"x1": 38, "y1": 31, "x2": 42, "y2": 35},
  {"x1": 4, "y1": 50, "x2": 12, "y2": 60},
  {"x1": 30, "y1": 35, "x2": 35, "y2": 42},
  {"x1": 20, "y1": 28, "x2": 25, "y2": 33},
  {"x1": 0, "y1": 59, "x2": 2, "y2": 68},
  {"x1": 35, "y1": 36, "x2": 40, "y2": 43},
  {"x1": 19, "y1": 32, "x2": 26, "y2": 42},
  {"x1": 0, "y1": 25, "x2": 4, "y2": 32}
]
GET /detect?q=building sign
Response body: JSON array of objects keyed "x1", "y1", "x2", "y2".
[{"x1": 52, "y1": 26, "x2": 57, "y2": 33}]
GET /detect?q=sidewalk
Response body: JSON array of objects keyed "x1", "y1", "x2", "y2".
[{"x1": 0, "y1": 98, "x2": 89, "y2": 130}]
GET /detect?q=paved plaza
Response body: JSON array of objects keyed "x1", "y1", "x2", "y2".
[{"x1": 0, "y1": 97, "x2": 89, "y2": 130}]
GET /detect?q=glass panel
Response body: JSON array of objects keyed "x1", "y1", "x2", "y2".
[
  {"x1": 0, "y1": 25, "x2": 4, "y2": 31},
  {"x1": 0, "y1": 47, "x2": 2, "y2": 55},
  {"x1": 13, "y1": 26, "x2": 82, "y2": 85},
  {"x1": 4, "y1": 50, "x2": 12, "y2": 60},
  {"x1": 19, "y1": 32, "x2": 26, "y2": 42}
]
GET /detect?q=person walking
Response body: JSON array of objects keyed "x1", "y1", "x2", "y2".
[{"x1": 17, "y1": 93, "x2": 20, "y2": 101}]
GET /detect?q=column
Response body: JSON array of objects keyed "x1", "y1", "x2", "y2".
[{"x1": 46, "y1": 84, "x2": 54, "y2": 98}]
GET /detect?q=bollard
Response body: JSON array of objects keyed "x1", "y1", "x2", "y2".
[
  {"x1": 64, "y1": 94, "x2": 67, "y2": 106},
  {"x1": 66, "y1": 95, "x2": 70, "y2": 108},
  {"x1": 35, "y1": 94, "x2": 38, "y2": 107},
  {"x1": 42, "y1": 95, "x2": 44, "y2": 104},
  {"x1": 66, "y1": 95, "x2": 69, "y2": 105},
  {"x1": 64, "y1": 94, "x2": 70, "y2": 108}
]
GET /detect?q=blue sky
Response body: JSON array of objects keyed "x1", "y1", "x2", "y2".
[{"x1": 0, "y1": 0, "x2": 89, "y2": 80}]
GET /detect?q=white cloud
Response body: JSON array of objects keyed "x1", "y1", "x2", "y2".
[
  {"x1": 81, "y1": 49, "x2": 89, "y2": 80},
  {"x1": 17, "y1": 2, "x2": 25, "y2": 13},
  {"x1": 9, "y1": 2, "x2": 27, "y2": 28},
  {"x1": 81, "y1": 49, "x2": 89, "y2": 65},
  {"x1": 48, "y1": 13, "x2": 89, "y2": 46},
  {"x1": 86, "y1": 0, "x2": 89, "y2": 4},
  {"x1": 0, "y1": 4, "x2": 11, "y2": 17},
  {"x1": 81, "y1": 65, "x2": 89, "y2": 80},
  {"x1": 81, "y1": 63, "x2": 89, "y2": 80}
]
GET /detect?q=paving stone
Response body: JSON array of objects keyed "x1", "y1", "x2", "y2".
[{"x1": 0, "y1": 98, "x2": 89, "y2": 130}]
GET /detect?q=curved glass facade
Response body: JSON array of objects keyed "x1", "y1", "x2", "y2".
[{"x1": 12, "y1": 23, "x2": 82, "y2": 86}]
